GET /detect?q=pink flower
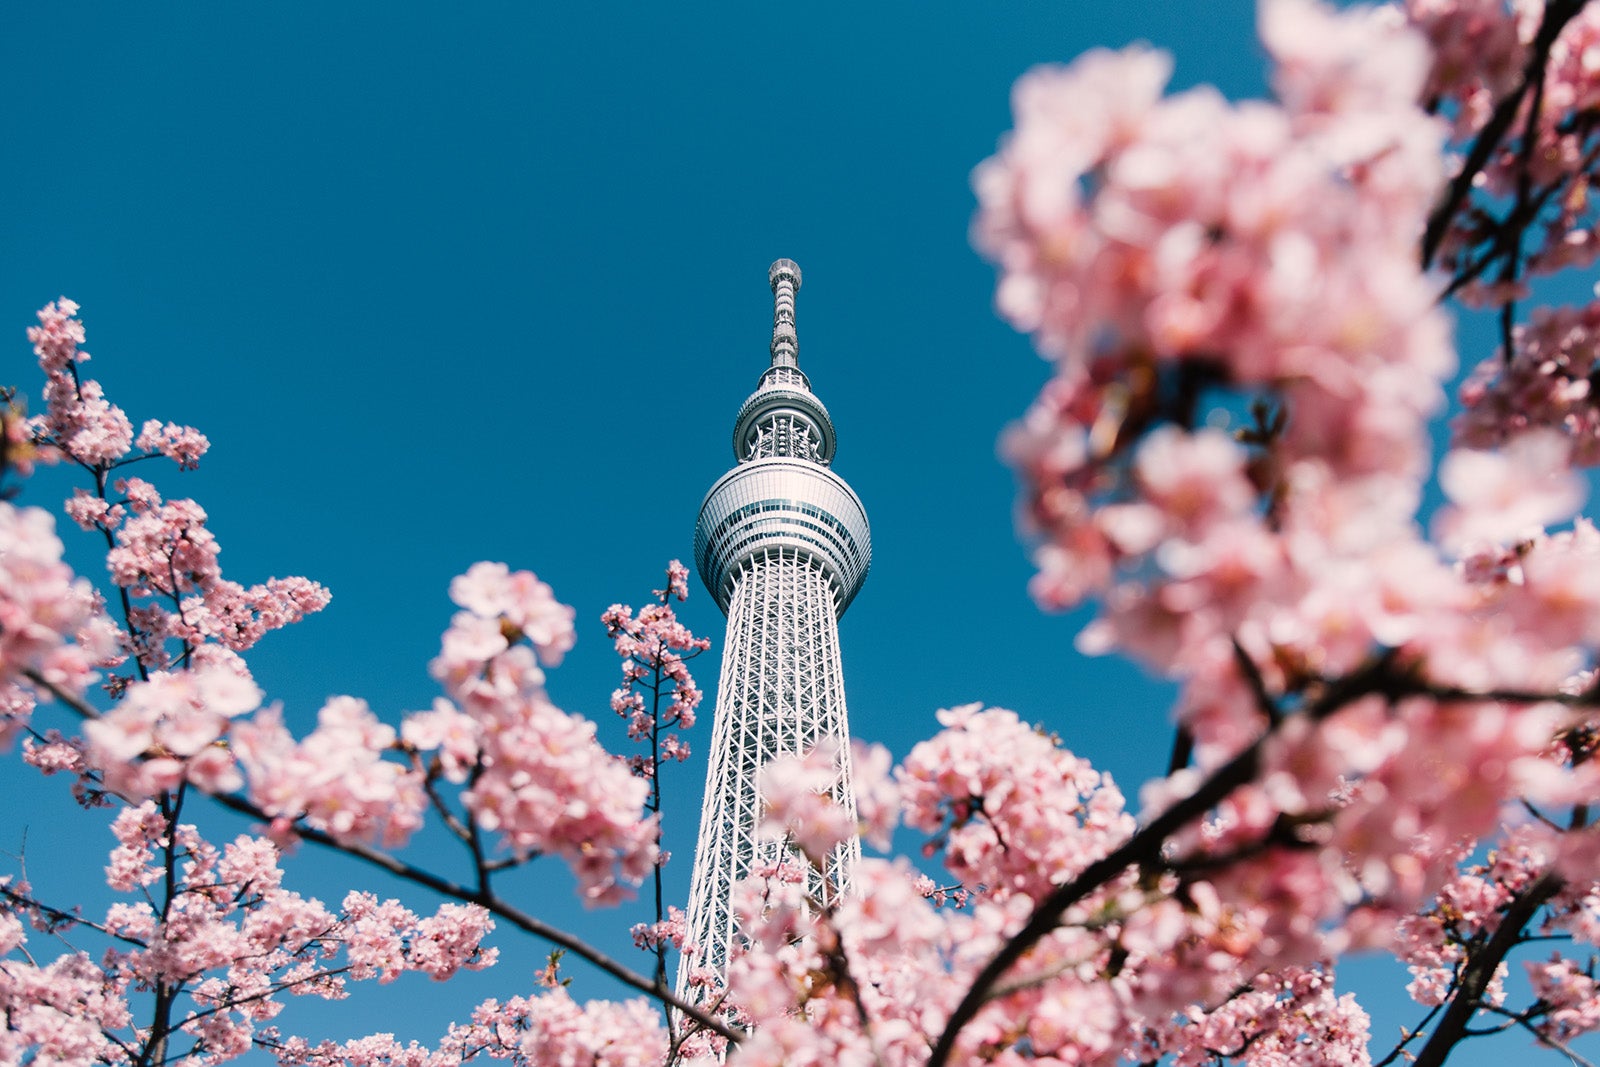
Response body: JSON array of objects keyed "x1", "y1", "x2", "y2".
[
  {"x1": 1436, "y1": 429, "x2": 1586, "y2": 550},
  {"x1": 0, "y1": 503, "x2": 103, "y2": 700},
  {"x1": 449, "y1": 561, "x2": 575, "y2": 666},
  {"x1": 759, "y1": 743, "x2": 856, "y2": 864},
  {"x1": 135, "y1": 419, "x2": 209, "y2": 470},
  {"x1": 900, "y1": 704, "x2": 1133, "y2": 901},
  {"x1": 233, "y1": 699, "x2": 426, "y2": 848}
]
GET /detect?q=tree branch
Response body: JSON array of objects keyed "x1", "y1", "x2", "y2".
[
  {"x1": 1411, "y1": 869, "x2": 1563, "y2": 1067},
  {"x1": 198, "y1": 791, "x2": 738, "y2": 1041},
  {"x1": 1421, "y1": 0, "x2": 1588, "y2": 268},
  {"x1": 927, "y1": 653, "x2": 1399, "y2": 1067}
]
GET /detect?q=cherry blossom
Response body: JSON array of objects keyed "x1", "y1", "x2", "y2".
[
  {"x1": 1457, "y1": 300, "x2": 1600, "y2": 465},
  {"x1": 410, "y1": 564, "x2": 664, "y2": 905},
  {"x1": 4, "y1": 807, "x2": 497, "y2": 1067},
  {"x1": 0, "y1": 501, "x2": 105, "y2": 703}
]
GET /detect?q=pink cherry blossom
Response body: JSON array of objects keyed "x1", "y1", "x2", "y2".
[
  {"x1": 1436, "y1": 428, "x2": 1585, "y2": 550},
  {"x1": 899, "y1": 704, "x2": 1134, "y2": 902},
  {"x1": 12, "y1": 8, "x2": 1600, "y2": 1066},
  {"x1": 759, "y1": 743, "x2": 856, "y2": 864},
  {"x1": 233, "y1": 698, "x2": 426, "y2": 848},
  {"x1": 449, "y1": 561, "x2": 575, "y2": 666},
  {"x1": 1457, "y1": 301, "x2": 1600, "y2": 465},
  {"x1": 135, "y1": 418, "x2": 209, "y2": 470},
  {"x1": 0, "y1": 502, "x2": 104, "y2": 702}
]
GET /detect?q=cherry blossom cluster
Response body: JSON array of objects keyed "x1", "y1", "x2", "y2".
[
  {"x1": 1133, "y1": 964, "x2": 1372, "y2": 1066},
  {"x1": 897, "y1": 704, "x2": 1134, "y2": 902},
  {"x1": 712, "y1": 709, "x2": 1388, "y2": 1067},
  {"x1": 0, "y1": 502, "x2": 116, "y2": 720},
  {"x1": 1405, "y1": 0, "x2": 1526, "y2": 136},
  {"x1": 0, "y1": 889, "x2": 130, "y2": 1067},
  {"x1": 235, "y1": 696, "x2": 428, "y2": 847},
  {"x1": 27, "y1": 297, "x2": 207, "y2": 478},
  {"x1": 271, "y1": 984, "x2": 668, "y2": 1067},
  {"x1": 135, "y1": 420, "x2": 210, "y2": 471},
  {"x1": 971, "y1": 0, "x2": 1597, "y2": 966},
  {"x1": 2, "y1": 806, "x2": 495, "y2": 1067},
  {"x1": 599, "y1": 562, "x2": 710, "y2": 1002},
  {"x1": 1457, "y1": 301, "x2": 1600, "y2": 465},
  {"x1": 601, "y1": 559, "x2": 708, "y2": 777},
  {"x1": 22, "y1": 300, "x2": 329, "y2": 688},
  {"x1": 89, "y1": 475, "x2": 330, "y2": 669},
  {"x1": 631, "y1": 907, "x2": 688, "y2": 952},
  {"x1": 1410, "y1": 0, "x2": 1600, "y2": 286},
  {"x1": 756, "y1": 741, "x2": 858, "y2": 864},
  {"x1": 82, "y1": 664, "x2": 261, "y2": 797},
  {"x1": 415, "y1": 561, "x2": 658, "y2": 903},
  {"x1": 723, "y1": 660, "x2": 1599, "y2": 1065},
  {"x1": 5, "y1": 299, "x2": 702, "y2": 1063},
  {"x1": 28, "y1": 298, "x2": 134, "y2": 467},
  {"x1": 982, "y1": 0, "x2": 1451, "y2": 609},
  {"x1": 1394, "y1": 820, "x2": 1600, "y2": 1049}
]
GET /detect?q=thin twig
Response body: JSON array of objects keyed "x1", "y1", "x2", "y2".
[
  {"x1": 198, "y1": 790, "x2": 738, "y2": 1040},
  {"x1": 1373, "y1": 998, "x2": 1449, "y2": 1067},
  {"x1": 1480, "y1": 1004, "x2": 1599, "y2": 1067},
  {"x1": 1231, "y1": 637, "x2": 1282, "y2": 726}
]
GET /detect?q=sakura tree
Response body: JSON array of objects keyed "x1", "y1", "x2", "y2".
[{"x1": 5, "y1": 0, "x2": 1600, "y2": 1064}]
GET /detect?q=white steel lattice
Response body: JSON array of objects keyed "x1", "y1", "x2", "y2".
[
  {"x1": 677, "y1": 259, "x2": 871, "y2": 1002},
  {"x1": 679, "y1": 549, "x2": 860, "y2": 981}
]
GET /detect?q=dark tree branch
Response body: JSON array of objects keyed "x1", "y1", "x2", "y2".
[
  {"x1": 1411, "y1": 870, "x2": 1563, "y2": 1067},
  {"x1": 1479, "y1": 1003, "x2": 1599, "y2": 1067},
  {"x1": 928, "y1": 653, "x2": 1405, "y2": 1067},
  {"x1": 1422, "y1": 0, "x2": 1589, "y2": 268}
]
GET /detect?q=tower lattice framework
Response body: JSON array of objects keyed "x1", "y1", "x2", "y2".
[{"x1": 678, "y1": 259, "x2": 872, "y2": 996}]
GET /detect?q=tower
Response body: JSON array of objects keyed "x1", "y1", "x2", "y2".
[{"x1": 678, "y1": 259, "x2": 872, "y2": 996}]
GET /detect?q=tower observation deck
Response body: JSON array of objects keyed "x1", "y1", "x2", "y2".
[{"x1": 678, "y1": 259, "x2": 871, "y2": 998}]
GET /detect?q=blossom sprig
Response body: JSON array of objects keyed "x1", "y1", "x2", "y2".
[
  {"x1": 939, "y1": 2, "x2": 1600, "y2": 1063},
  {"x1": 1, "y1": 804, "x2": 497, "y2": 1067},
  {"x1": 15, "y1": 299, "x2": 328, "y2": 700},
  {"x1": 600, "y1": 560, "x2": 709, "y2": 1002},
  {"x1": 2, "y1": 299, "x2": 743, "y2": 1057},
  {"x1": 396, "y1": 561, "x2": 657, "y2": 905},
  {"x1": 602, "y1": 559, "x2": 709, "y2": 782},
  {"x1": 1415, "y1": 0, "x2": 1600, "y2": 299},
  {"x1": 264, "y1": 984, "x2": 667, "y2": 1067}
]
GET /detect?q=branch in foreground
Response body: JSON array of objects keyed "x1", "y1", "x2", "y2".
[
  {"x1": 1480, "y1": 1004, "x2": 1600, "y2": 1067},
  {"x1": 1410, "y1": 870, "x2": 1563, "y2": 1067},
  {"x1": 19, "y1": 667, "x2": 740, "y2": 1045},
  {"x1": 1420, "y1": 0, "x2": 1588, "y2": 268},
  {"x1": 925, "y1": 728, "x2": 1269, "y2": 1067},
  {"x1": 926, "y1": 652, "x2": 1427, "y2": 1067}
]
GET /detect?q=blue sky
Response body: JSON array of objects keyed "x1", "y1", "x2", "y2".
[{"x1": 0, "y1": 2, "x2": 1554, "y2": 1062}]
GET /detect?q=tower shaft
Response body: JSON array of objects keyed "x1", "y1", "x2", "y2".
[{"x1": 681, "y1": 548, "x2": 859, "y2": 979}]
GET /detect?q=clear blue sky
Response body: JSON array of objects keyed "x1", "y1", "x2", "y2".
[{"x1": 0, "y1": 2, "x2": 1547, "y2": 1062}]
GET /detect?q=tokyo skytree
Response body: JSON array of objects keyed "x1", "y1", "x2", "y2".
[{"x1": 677, "y1": 259, "x2": 871, "y2": 996}]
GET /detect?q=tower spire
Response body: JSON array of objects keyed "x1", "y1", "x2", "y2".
[{"x1": 768, "y1": 258, "x2": 801, "y2": 368}]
